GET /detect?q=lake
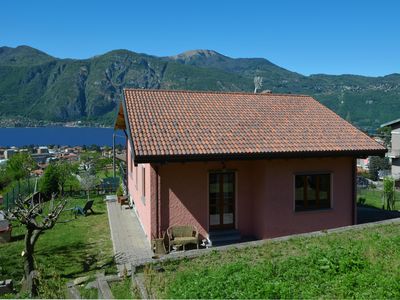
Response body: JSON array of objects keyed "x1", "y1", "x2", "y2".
[{"x1": 0, "y1": 127, "x2": 126, "y2": 147}]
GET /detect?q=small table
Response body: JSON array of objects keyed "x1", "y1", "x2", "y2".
[{"x1": 119, "y1": 196, "x2": 129, "y2": 209}]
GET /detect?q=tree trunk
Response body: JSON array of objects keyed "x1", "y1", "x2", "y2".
[
  {"x1": 24, "y1": 229, "x2": 35, "y2": 279},
  {"x1": 23, "y1": 228, "x2": 41, "y2": 297}
]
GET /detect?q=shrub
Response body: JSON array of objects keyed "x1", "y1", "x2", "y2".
[
  {"x1": 358, "y1": 197, "x2": 366, "y2": 205},
  {"x1": 383, "y1": 177, "x2": 395, "y2": 210},
  {"x1": 117, "y1": 185, "x2": 124, "y2": 197}
]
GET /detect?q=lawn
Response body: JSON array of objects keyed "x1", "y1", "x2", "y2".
[
  {"x1": 0, "y1": 195, "x2": 115, "y2": 298},
  {"x1": 144, "y1": 223, "x2": 400, "y2": 299},
  {"x1": 358, "y1": 187, "x2": 400, "y2": 209},
  {"x1": 109, "y1": 277, "x2": 140, "y2": 299}
]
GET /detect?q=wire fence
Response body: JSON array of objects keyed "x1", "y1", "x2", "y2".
[{"x1": 3, "y1": 177, "x2": 120, "y2": 210}]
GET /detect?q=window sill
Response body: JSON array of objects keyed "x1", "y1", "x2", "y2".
[{"x1": 294, "y1": 208, "x2": 333, "y2": 214}]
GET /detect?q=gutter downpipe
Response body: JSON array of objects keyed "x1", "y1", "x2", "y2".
[
  {"x1": 155, "y1": 165, "x2": 160, "y2": 238},
  {"x1": 352, "y1": 158, "x2": 357, "y2": 225}
]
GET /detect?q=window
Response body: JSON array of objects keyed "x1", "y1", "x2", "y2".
[
  {"x1": 135, "y1": 166, "x2": 138, "y2": 190},
  {"x1": 142, "y1": 167, "x2": 146, "y2": 198},
  {"x1": 130, "y1": 153, "x2": 133, "y2": 174},
  {"x1": 295, "y1": 174, "x2": 331, "y2": 211}
]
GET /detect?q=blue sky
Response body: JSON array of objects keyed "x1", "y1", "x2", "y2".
[{"x1": 1, "y1": 0, "x2": 399, "y2": 76}]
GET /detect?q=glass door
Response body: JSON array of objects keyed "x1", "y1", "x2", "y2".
[{"x1": 209, "y1": 172, "x2": 235, "y2": 229}]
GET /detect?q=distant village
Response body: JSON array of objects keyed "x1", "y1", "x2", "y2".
[{"x1": 0, "y1": 144, "x2": 126, "y2": 177}]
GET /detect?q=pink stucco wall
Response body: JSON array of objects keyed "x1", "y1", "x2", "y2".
[
  {"x1": 250, "y1": 157, "x2": 354, "y2": 239},
  {"x1": 126, "y1": 142, "x2": 153, "y2": 240},
  {"x1": 126, "y1": 151, "x2": 355, "y2": 242},
  {"x1": 154, "y1": 157, "x2": 354, "y2": 240}
]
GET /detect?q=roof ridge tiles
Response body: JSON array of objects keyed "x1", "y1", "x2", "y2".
[{"x1": 123, "y1": 88, "x2": 310, "y2": 98}]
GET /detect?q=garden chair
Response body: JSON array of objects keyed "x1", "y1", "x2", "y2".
[
  {"x1": 167, "y1": 225, "x2": 199, "y2": 252},
  {"x1": 71, "y1": 200, "x2": 94, "y2": 218}
]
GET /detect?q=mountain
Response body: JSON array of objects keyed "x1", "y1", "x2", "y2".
[
  {"x1": 0, "y1": 46, "x2": 399, "y2": 132},
  {"x1": 0, "y1": 45, "x2": 54, "y2": 66}
]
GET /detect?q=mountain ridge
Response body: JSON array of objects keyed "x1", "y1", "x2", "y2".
[{"x1": 0, "y1": 45, "x2": 399, "y2": 132}]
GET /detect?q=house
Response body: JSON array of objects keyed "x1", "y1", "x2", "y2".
[
  {"x1": 381, "y1": 118, "x2": 400, "y2": 179},
  {"x1": 4, "y1": 149, "x2": 15, "y2": 159},
  {"x1": 114, "y1": 89, "x2": 386, "y2": 245},
  {"x1": 0, "y1": 149, "x2": 5, "y2": 159},
  {"x1": 37, "y1": 146, "x2": 49, "y2": 154}
]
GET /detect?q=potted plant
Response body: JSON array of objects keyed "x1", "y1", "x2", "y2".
[{"x1": 116, "y1": 185, "x2": 123, "y2": 203}]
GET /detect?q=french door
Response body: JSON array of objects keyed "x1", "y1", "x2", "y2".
[{"x1": 209, "y1": 172, "x2": 235, "y2": 229}]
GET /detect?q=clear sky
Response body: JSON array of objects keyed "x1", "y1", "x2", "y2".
[{"x1": 1, "y1": 0, "x2": 399, "y2": 76}]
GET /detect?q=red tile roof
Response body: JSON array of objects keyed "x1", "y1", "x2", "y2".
[{"x1": 121, "y1": 89, "x2": 386, "y2": 163}]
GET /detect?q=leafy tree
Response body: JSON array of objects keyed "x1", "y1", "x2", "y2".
[
  {"x1": 89, "y1": 144, "x2": 101, "y2": 152},
  {"x1": 55, "y1": 161, "x2": 78, "y2": 195},
  {"x1": 94, "y1": 157, "x2": 113, "y2": 175},
  {"x1": 6, "y1": 153, "x2": 36, "y2": 182},
  {"x1": 377, "y1": 126, "x2": 392, "y2": 148},
  {"x1": 368, "y1": 156, "x2": 390, "y2": 181},
  {"x1": 80, "y1": 152, "x2": 111, "y2": 176},
  {"x1": 0, "y1": 165, "x2": 12, "y2": 191},
  {"x1": 40, "y1": 164, "x2": 59, "y2": 199}
]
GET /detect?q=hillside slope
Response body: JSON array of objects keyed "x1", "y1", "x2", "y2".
[{"x1": 0, "y1": 46, "x2": 399, "y2": 131}]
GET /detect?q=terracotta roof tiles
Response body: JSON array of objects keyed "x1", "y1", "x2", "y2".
[{"x1": 121, "y1": 89, "x2": 386, "y2": 162}]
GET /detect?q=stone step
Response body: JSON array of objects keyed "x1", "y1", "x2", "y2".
[{"x1": 209, "y1": 229, "x2": 241, "y2": 246}]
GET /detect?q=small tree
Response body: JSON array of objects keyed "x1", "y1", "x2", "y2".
[
  {"x1": 40, "y1": 164, "x2": 60, "y2": 199},
  {"x1": 383, "y1": 177, "x2": 395, "y2": 210},
  {"x1": 0, "y1": 164, "x2": 11, "y2": 191},
  {"x1": 377, "y1": 126, "x2": 392, "y2": 148},
  {"x1": 5, "y1": 194, "x2": 66, "y2": 297},
  {"x1": 80, "y1": 171, "x2": 98, "y2": 201},
  {"x1": 6, "y1": 153, "x2": 36, "y2": 192},
  {"x1": 368, "y1": 156, "x2": 390, "y2": 181},
  {"x1": 56, "y1": 161, "x2": 77, "y2": 195}
]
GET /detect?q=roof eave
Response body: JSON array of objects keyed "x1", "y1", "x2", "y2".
[
  {"x1": 381, "y1": 118, "x2": 400, "y2": 128},
  {"x1": 134, "y1": 148, "x2": 387, "y2": 164},
  {"x1": 119, "y1": 94, "x2": 136, "y2": 164}
]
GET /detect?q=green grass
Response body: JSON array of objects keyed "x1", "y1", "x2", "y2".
[
  {"x1": 358, "y1": 188, "x2": 400, "y2": 209},
  {"x1": 144, "y1": 223, "x2": 400, "y2": 299},
  {"x1": 78, "y1": 277, "x2": 141, "y2": 299},
  {"x1": 0, "y1": 195, "x2": 115, "y2": 298},
  {"x1": 78, "y1": 282, "x2": 98, "y2": 299},
  {"x1": 110, "y1": 277, "x2": 140, "y2": 299}
]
